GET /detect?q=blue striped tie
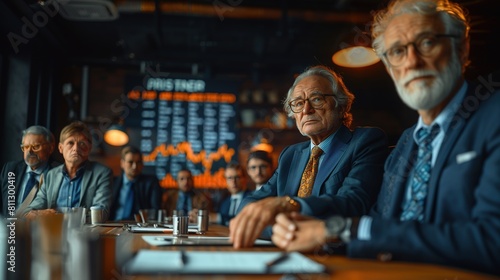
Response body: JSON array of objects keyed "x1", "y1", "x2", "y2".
[
  {"x1": 22, "y1": 172, "x2": 38, "y2": 201},
  {"x1": 400, "y1": 124, "x2": 440, "y2": 222}
]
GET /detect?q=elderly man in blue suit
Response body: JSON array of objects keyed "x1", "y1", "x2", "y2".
[
  {"x1": 230, "y1": 65, "x2": 388, "y2": 248},
  {"x1": 272, "y1": 0, "x2": 500, "y2": 275},
  {"x1": 23, "y1": 121, "x2": 113, "y2": 220}
]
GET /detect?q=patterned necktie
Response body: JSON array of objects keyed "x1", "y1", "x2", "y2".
[
  {"x1": 298, "y1": 146, "x2": 323, "y2": 198},
  {"x1": 400, "y1": 125, "x2": 440, "y2": 222},
  {"x1": 22, "y1": 172, "x2": 38, "y2": 201}
]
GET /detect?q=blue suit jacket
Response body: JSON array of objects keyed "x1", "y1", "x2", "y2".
[
  {"x1": 108, "y1": 173, "x2": 162, "y2": 221},
  {"x1": 218, "y1": 190, "x2": 253, "y2": 226},
  {"x1": 348, "y1": 83, "x2": 500, "y2": 274},
  {"x1": 240, "y1": 126, "x2": 388, "y2": 219},
  {"x1": 22, "y1": 161, "x2": 113, "y2": 218}
]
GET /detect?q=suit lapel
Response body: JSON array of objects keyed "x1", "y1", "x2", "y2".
[
  {"x1": 382, "y1": 130, "x2": 417, "y2": 219},
  {"x1": 286, "y1": 144, "x2": 310, "y2": 195},
  {"x1": 114, "y1": 175, "x2": 124, "y2": 206},
  {"x1": 133, "y1": 178, "x2": 142, "y2": 210},
  {"x1": 50, "y1": 166, "x2": 65, "y2": 207},
  {"x1": 80, "y1": 163, "x2": 92, "y2": 205},
  {"x1": 312, "y1": 126, "x2": 351, "y2": 196},
  {"x1": 424, "y1": 88, "x2": 472, "y2": 221},
  {"x1": 15, "y1": 162, "x2": 27, "y2": 195}
]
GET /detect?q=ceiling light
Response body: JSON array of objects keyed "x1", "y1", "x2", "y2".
[
  {"x1": 251, "y1": 133, "x2": 273, "y2": 153},
  {"x1": 104, "y1": 124, "x2": 129, "y2": 146},
  {"x1": 332, "y1": 46, "x2": 380, "y2": 68}
]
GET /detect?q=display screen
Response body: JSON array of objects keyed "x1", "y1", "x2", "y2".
[{"x1": 124, "y1": 75, "x2": 239, "y2": 189}]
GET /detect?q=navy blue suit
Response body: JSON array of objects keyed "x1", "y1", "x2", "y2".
[
  {"x1": 108, "y1": 173, "x2": 162, "y2": 221},
  {"x1": 240, "y1": 126, "x2": 388, "y2": 219},
  {"x1": 218, "y1": 190, "x2": 252, "y2": 226},
  {"x1": 348, "y1": 83, "x2": 500, "y2": 274},
  {"x1": 0, "y1": 159, "x2": 60, "y2": 216}
]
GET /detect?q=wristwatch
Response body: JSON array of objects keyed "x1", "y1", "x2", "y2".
[{"x1": 325, "y1": 216, "x2": 352, "y2": 243}]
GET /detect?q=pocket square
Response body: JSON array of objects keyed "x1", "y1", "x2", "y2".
[{"x1": 456, "y1": 151, "x2": 477, "y2": 164}]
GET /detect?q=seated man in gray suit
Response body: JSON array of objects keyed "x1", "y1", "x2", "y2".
[
  {"x1": 23, "y1": 121, "x2": 113, "y2": 220},
  {"x1": 108, "y1": 145, "x2": 161, "y2": 221},
  {"x1": 230, "y1": 65, "x2": 388, "y2": 248}
]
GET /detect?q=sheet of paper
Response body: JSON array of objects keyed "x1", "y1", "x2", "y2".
[
  {"x1": 128, "y1": 226, "x2": 198, "y2": 233},
  {"x1": 90, "y1": 223, "x2": 124, "y2": 227},
  {"x1": 124, "y1": 250, "x2": 325, "y2": 274},
  {"x1": 142, "y1": 235, "x2": 273, "y2": 246}
]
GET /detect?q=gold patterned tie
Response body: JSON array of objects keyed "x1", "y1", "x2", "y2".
[{"x1": 297, "y1": 146, "x2": 323, "y2": 198}]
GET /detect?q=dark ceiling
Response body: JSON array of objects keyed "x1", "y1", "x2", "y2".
[{"x1": 1, "y1": 0, "x2": 499, "y2": 78}]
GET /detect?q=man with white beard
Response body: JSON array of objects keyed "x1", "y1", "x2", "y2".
[{"x1": 271, "y1": 0, "x2": 500, "y2": 275}]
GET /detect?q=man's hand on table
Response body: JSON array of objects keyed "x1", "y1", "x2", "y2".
[
  {"x1": 229, "y1": 196, "x2": 299, "y2": 248},
  {"x1": 271, "y1": 212, "x2": 327, "y2": 252}
]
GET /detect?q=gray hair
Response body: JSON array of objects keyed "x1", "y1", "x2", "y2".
[
  {"x1": 371, "y1": 0, "x2": 470, "y2": 67},
  {"x1": 21, "y1": 125, "x2": 55, "y2": 145},
  {"x1": 283, "y1": 65, "x2": 354, "y2": 128}
]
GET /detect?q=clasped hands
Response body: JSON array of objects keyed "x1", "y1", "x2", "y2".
[{"x1": 229, "y1": 196, "x2": 327, "y2": 251}]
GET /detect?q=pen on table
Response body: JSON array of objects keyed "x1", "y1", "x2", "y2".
[
  {"x1": 265, "y1": 252, "x2": 288, "y2": 272},
  {"x1": 180, "y1": 250, "x2": 188, "y2": 267}
]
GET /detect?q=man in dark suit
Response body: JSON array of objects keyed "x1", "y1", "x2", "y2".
[
  {"x1": 212, "y1": 162, "x2": 252, "y2": 226},
  {"x1": 0, "y1": 125, "x2": 59, "y2": 216},
  {"x1": 109, "y1": 146, "x2": 161, "y2": 221},
  {"x1": 162, "y1": 168, "x2": 211, "y2": 223},
  {"x1": 230, "y1": 65, "x2": 388, "y2": 248},
  {"x1": 246, "y1": 150, "x2": 274, "y2": 192},
  {"x1": 271, "y1": 0, "x2": 500, "y2": 275},
  {"x1": 22, "y1": 121, "x2": 113, "y2": 219}
]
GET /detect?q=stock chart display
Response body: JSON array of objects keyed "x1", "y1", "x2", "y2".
[{"x1": 124, "y1": 75, "x2": 239, "y2": 188}]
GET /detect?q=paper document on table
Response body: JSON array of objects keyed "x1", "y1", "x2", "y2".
[
  {"x1": 90, "y1": 223, "x2": 124, "y2": 227},
  {"x1": 142, "y1": 235, "x2": 273, "y2": 246},
  {"x1": 127, "y1": 226, "x2": 198, "y2": 233},
  {"x1": 123, "y1": 250, "x2": 326, "y2": 274}
]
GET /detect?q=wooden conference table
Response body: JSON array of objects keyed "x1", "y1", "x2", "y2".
[{"x1": 90, "y1": 223, "x2": 499, "y2": 280}]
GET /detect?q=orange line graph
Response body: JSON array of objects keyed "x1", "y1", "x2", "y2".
[
  {"x1": 159, "y1": 169, "x2": 228, "y2": 189},
  {"x1": 144, "y1": 142, "x2": 235, "y2": 188},
  {"x1": 143, "y1": 142, "x2": 235, "y2": 169}
]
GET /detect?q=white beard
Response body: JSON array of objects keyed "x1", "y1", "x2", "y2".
[{"x1": 392, "y1": 54, "x2": 462, "y2": 110}]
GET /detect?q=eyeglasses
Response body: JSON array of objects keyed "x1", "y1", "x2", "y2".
[
  {"x1": 248, "y1": 164, "x2": 269, "y2": 171},
  {"x1": 225, "y1": 176, "x2": 241, "y2": 181},
  {"x1": 288, "y1": 94, "x2": 335, "y2": 113},
  {"x1": 383, "y1": 33, "x2": 460, "y2": 67},
  {"x1": 20, "y1": 143, "x2": 47, "y2": 152}
]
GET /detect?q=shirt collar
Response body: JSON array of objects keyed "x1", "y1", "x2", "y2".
[
  {"x1": 413, "y1": 81, "x2": 468, "y2": 142},
  {"x1": 310, "y1": 129, "x2": 337, "y2": 154},
  {"x1": 179, "y1": 190, "x2": 194, "y2": 198},
  {"x1": 123, "y1": 174, "x2": 136, "y2": 185},
  {"x1": 62, "y1": 161, "x2": 88, "y2": 178},
  {"x1": 231, "y1": 191, "x2": 245, "y2": 200},
  {"x1": 25, "y1": 162, "x2": 49, "y2": 175}
]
